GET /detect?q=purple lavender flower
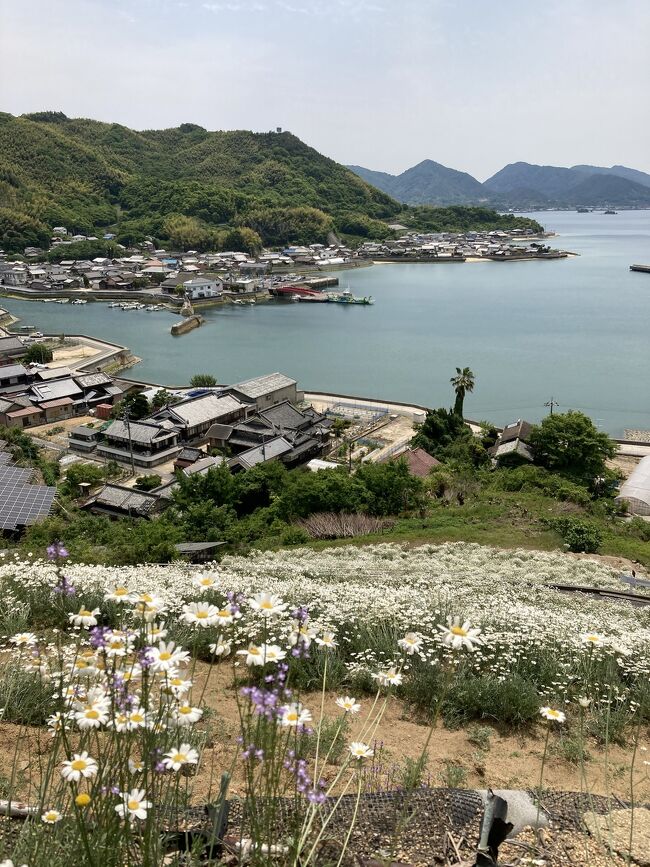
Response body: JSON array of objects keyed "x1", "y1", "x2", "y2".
[
  {"x1": 47, "y1": 542, "x2": 69, "y2": 560},
  {"x1": 89, "y1": 626, "x2": 110, "y2": 649}
]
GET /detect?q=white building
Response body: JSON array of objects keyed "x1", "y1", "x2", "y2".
[{"x1": 183, "y1": 277, "x2": 224, "y2": 300}]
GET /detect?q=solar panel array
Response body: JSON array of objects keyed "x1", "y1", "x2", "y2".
[
  {"x1": 0, "y1": 455, "x2": 55, "y2": 532},
  {"x1": 0, "y1": 466, "x2": 34, "y2": 485},
  {"x1": 0, "y1": 484, "x2": 56, "y2": 530}
]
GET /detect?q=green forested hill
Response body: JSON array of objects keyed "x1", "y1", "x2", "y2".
[{"x1": 0, "y1": 112, "x2": 541, "y2": 253}]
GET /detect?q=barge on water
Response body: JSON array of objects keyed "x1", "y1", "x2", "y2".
[{"x1": 630, "y1": 264, "x2": 650, "y2": 274}]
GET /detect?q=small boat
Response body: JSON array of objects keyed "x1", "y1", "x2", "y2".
[
  {"x1": 327, "y1": 289, "x2": 374, "y2": 305},
  {"x1": 232, "y1": 299, "x2": 244, "y2": 306},
  {"x1": 108, "y1": 302, "x2": 121, "y2": 308},
  {"x1": 291, "y1": 294, "x2": 301, "y2": 302},
  {"x1": 71, "y1": 299, "x2": 87, "y2": 305},
  {"x1": 604, "y1": 209, "x2": 617, "y2": 215},
  {"x1": 145, "y1": 304, "x2": 162, "y2": 311},
  {"x1": 54, "y1": 298, "x2": 69, "y2": 304}
]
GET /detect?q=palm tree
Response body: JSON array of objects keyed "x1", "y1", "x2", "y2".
[{"x1": 450, "y1": 367, "x2": 475, "y2": 418}]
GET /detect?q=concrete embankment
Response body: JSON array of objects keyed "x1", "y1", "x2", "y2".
[{"x1": 171, "y1": 315, "x2": 204, "y2": 336}]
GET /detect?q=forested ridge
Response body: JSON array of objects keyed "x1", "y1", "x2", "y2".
[{"x1": 0, "y1": 112, "x2": 541, "y2": 252}]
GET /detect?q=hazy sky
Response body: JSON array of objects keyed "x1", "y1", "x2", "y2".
[{"x1": 1, "y1": 0, "x2": 649, "y2": 179}]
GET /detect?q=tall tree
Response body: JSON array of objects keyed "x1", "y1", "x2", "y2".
[
  {"x1": 450, "y1": 367, "x2": 475, "y2": 417},
  {"x1": 528, "y1": 411, "x2": 616, "y2": 481}
]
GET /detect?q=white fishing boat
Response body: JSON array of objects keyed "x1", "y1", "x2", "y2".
[{"x1": 71, "y1": 299, "x2": 87, "y2": 304}]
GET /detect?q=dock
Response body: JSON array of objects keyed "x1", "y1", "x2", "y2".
[{"x1": 630, "y1": 264, "x2": 650, "y2": 274}]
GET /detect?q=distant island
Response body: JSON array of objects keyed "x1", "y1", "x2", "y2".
[
  {"x1": 0, "y1": 111, "x2": 541, "y2": 255},
  {"x1": 348, "y1": 159, "x2": 650, "y2": 209}
]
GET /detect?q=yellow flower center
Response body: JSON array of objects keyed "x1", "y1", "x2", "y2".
[
  {"x1": 179, "y1": 706, "x2": 191, "y2": 715},
  {"x1": 75, "y1": 793, "x2": 91, "y2": 807},
  {"x1": 131, "y1": 713, "x2": 144, "y2": 723},
  {"x1": 200, "y1": 578, "x2": 213, "y2": 586},
  {"x1": 127, "y1": 799, "x2": 140, "y2": 811},
  {"x1": 218, "y1": 609, "x2": 230, "y2": 617},
  {"x1": 115, "y1": 588, "x2": 128, "y2": 596},
  {"x1": 45, "y1": 812, "x2": 58, "y2": 821},
  {"x1": 196, "y1": 611, "x2": 208, "y2": 619},
  {"x1": 250, "y1": 646, "x2": 260, "y2": 655},
  {"x1": 450, "y1": 626, "x2": 467, "y2": 636},
  {"x1": 286, "y1": 712, "x2": 298, "y2": 721},
  {"x1": 141, "y1": 594, "x2": 153, "y2": 603},
  {"x1": 85, "y1": 709, "x2": 99, "y2": 719},
  {"x1": 79, "y1": 610, "x2": 92, "y2": 617},
  {"x1": 173, "y1": 753, "x2": 186, "y2": 763},
  {"x1": 159, "y1": 651, "x2": 172, "y2": 661},
  {"x1": 261, "y1": 599, "x2": 274, "y2": 609},
  {"x1": 71, "y1": 759, "x2": 87, "y2": 771}
]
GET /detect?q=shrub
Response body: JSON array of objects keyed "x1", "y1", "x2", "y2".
[
  {"x1": 297, "y1": 512, "x2": 394, "y2": 540},
  {"x1": 134, "y1": 474, "x2": 162, "y2": 491},
  {"x1": 281, "y1": 526, "x2": 310, "y2": 546},
  {"x1": 23, "y1": 342, "x2": 53, "y2": 364},
  {"x1": 544, "y1": 516, "x2": 603, "y2": 553},
  {"x1": 442, "y1": 675, "x2": 541, "y2": 728},
  {"x1": 0, "y1": 665, "x2": 53, "y2": 725}
]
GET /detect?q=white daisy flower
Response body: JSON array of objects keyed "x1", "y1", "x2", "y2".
[
  {"x1": 10, "y1": 632, "x2": 37, "y2": 647},
  {"x1": 279, "y1": 703, "x2": 312, "y2": 727},
  {"x1": 162, "y1": 743, "x2": 199, "y2": 771},
  {"x1": 437, "y1": 616, "x2": 482, "y2": 650},
  {"x1": 315, "y1": 631, "x2": 337, "y2": 649},
  {"x1": 61, "y1": 752, "x2": 98, "y2": 782},
  {"x1": 181, "y1": 602, "x2": 219, "y2": 627},
  {"x1": 372, "y1": 667, "x2": 403, "y2": 687},
  {"x1": 335, "y1": 696, "x2": 361, "y2": 714},
  {"x1": 148, "y1": 641, "x2": 190, "y2": 672},
  {"x1": 398, "y1": 632, "x2": 423, "y2": 655},
  {"x1": 349, "y1": 742, "x2": 374, "y2": 760},
  {"x1": 581, "y1": 633, "x2": 604, "y2": 647},
  {"x1": 208, "y1": 641, "x2": 231, "y2": 658},
  {"x1": 540, "y1": 707, "x2": 566, "y2": 723},
  {"x1": 69, "y1": 608, "x2": 100, "y2": 628},
  {"x1": 174, "y1": 704, "x2": 203, "y2": 726},
  {"x1": 249, "y1": 592, "x2": 288, "y2": 617},
  {"x1": 115, "y1": 788, "x2": 152, "y2": 822},
  {"x1": 192, "y1": 572, "x2": 219, "y2": 592},
  {"x1": 41, "y1": 808, "x2": 63, "y2": 824},
  {"x1": 105, "y1": 586, "x2": 134, "y2": 603}
]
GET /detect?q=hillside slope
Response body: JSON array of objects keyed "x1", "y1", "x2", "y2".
[
  {"x1": 0, "y1": 111, "x2": 399, "y2": 251},
  {"x1": 485, "y1": 161, "x2": 650, "y2": 206},
  {"x1": 348, "y1": 159, "x2": 487, "y2": 205}
]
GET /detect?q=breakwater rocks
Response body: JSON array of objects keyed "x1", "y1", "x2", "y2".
[{"x1": 170, "y1": 314, "x2": 204, "y2": 336}]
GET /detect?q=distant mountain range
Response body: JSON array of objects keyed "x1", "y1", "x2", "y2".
[{"x1": 347, "y1": 160, "x2": 650, "y2": 209}]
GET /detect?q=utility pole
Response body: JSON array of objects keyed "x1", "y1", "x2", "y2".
[
  {"x1": 123, "y1": 407, "x2": 136, "y2": 477},
  {"x1": 544, "y1": 397, "x2": 560, "y2": 415}
]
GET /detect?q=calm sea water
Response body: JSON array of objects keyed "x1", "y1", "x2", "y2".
[{"x1": 3, "y1": 210, "x2": 650, "y2": 436}]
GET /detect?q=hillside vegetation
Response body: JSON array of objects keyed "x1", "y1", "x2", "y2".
[{"x1": 0, "y1": 112, "x2": 540, "y2": 252}]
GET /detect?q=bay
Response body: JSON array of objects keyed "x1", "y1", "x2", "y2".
[{"x1": 3, "y1": 210, "x2": 650, "y2": 436}]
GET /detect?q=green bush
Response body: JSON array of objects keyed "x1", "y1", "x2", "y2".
[
  {"x1": 442, "y1": 675, "x2": 540, "y2": 728},
  {"x1": 544, "y1": 516, "x2": 603, "y2": 553},
  {"x1": 0, "y1": 665, "x2": 53, "y2": 725},
  {"x1": 281, "y1": 526, "x2": 310, "y2": 546},
  {"x1": 23, "y1": 342, "x2": 53, "y2": 364},
  {"x1": 134, "y1": 474, "x2": 162, "y2": 491}
]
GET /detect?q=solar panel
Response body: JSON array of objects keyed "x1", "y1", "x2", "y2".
[
  {"x1": 0, "y1": 452, "x2": 11, "y2": 465},
  {"x1": 0, "y1": 466, "x2": 34, "y2": 486},
  {"x1": 0, "y1": 484, "x2": 56, "y2": 530}
]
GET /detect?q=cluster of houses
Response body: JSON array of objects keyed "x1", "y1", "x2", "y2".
[
  {"x1": 357, "y1": 228, "x2": 553, "y2": 261},
  {"x1": 71, "y1": 372, "x2": 335, "y2": 519},
  {"x1": 0, "y1": 236, "x2": 356, "y2": 300},
  {"x1": 0, "y1": 364, "x2": 123, "y2": 429}
]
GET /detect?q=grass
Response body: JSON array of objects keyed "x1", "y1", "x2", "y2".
[{"x1": 305, "y1": 490, "x2": 650, "y2": 566}]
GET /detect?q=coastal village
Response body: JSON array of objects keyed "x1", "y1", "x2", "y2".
[{"x1": 0, "y1": 224, "x2": 564, "y2": 307}]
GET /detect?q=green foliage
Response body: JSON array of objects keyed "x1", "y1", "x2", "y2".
[
  {"x1": 221, "y1": 226, "x2": 263, "y2": 254},
  {"x1": 60, "y1": 462, "x2": 108, "y2": 497},
  {"x1": 46, "y1": 239, "x2": 122, "y2": 262},
  {"x1": 489, "y1": 465, "x2": 591, "y2": 506},
  {"x1": 529, "y1": 411, "x2": 616, "y2": 481},
  {"x1": 134, "y1": 474, "x2": 162, "y2": 491},
  {"x1": 450, "y1": 366, "x2": 475, "y2": 417},
  {"x1": 242, "y1": 206, "x2": 334, "y2": 245},
  {"x1": 442, "y1": 675, "x2": 541, "y2": 728},
  {"x1": 150, "y1": 389, "x2": 180, "y2": 409},
  {"x1": 112, "y1": 391, "x2": 150, "y2": 420},
  {"x1": 0, "y1": 207, "x2": 51, "y2": 252},
  {"x1": 412, "y1": 407, "x2": 473, "y2": 459},
  {"x1": 399, "y1": 204, "x2": 544, "y2": 234},
  {"x1": 23, "y1": 342, "x2": 53, "y2": 364},
  {"x1": 543, "y1": 516, "x2": 603, "y2": 553},
  {"x1": 0, "y1": 115, "x2": 404, "y2": 249},
  {"x1": 354, "y1": 460, "x2": 425, "y2": 515},
  {"x1": 189, "y1": 373, "x2": 217, "y2": 387},
  {"x1": 0, "y1": 665, "x2": 53, "y2": 725},
  {"x1": 466, "y1": 724, "x2": 492, "y2": 751}
]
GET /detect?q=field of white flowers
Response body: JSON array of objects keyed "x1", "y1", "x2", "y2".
[{"x1": 0, "y1": 541, "x2": 648, "y2": 866}]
